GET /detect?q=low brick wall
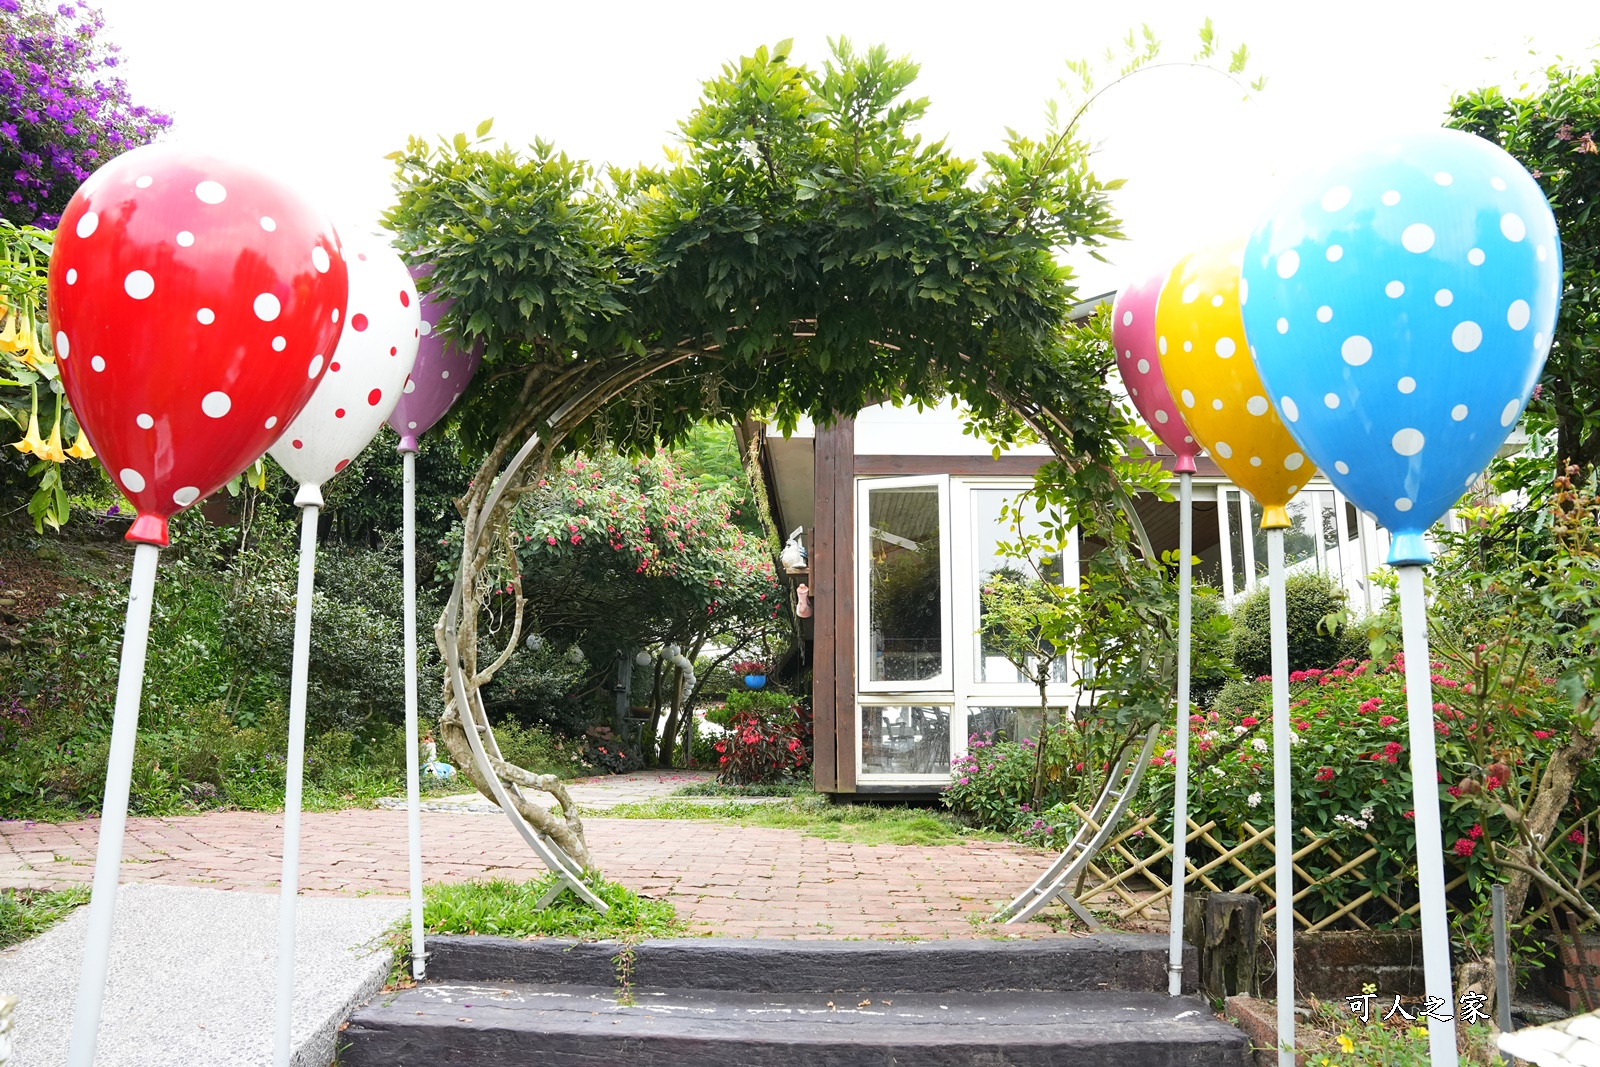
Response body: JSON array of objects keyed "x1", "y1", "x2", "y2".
[{"x1": 1295, "y1": 929, "x2": 1425, "y2": 998}]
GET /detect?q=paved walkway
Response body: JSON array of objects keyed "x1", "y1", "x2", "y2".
[
  {"x1": 0, "y1": 800, "x2": 1059, "y2": 940},
  {"x1": 373, "y1": 769, "x2": 783, "y2": 815}
]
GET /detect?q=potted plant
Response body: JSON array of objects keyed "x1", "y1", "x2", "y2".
[{"x1": 732, "y1": 660, "x2": 768, "y2": 689}]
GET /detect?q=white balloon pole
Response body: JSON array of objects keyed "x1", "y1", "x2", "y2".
[
  {"x1": 273, "y1": 488, "x2": 320, "y2": 1067},
  {"x1": 66, "y1": 542, "x2": 160, "y2": 1067},
  {"x1": 1266, "y1": 526, "x2": 1295, "y2": 1067},
  {"x1": 1397, "y1": 563, "x2": 1458, "y2": 1067},
  {"x1": 401, "y1": 446, "x2": 426, "y2": 978},
  {"x1": 1167, "y1": 470, "x2": 1193, "y2": 996}
]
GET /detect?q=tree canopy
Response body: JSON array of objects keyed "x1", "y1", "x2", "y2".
[
  {"x1": 1447, "y1": 58, "x2": 1600, "y2": 477},
  {"x1": 384, "y1": 38, "x2": 1129, "y2": 479}
]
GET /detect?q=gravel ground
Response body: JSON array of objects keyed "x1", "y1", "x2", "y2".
[{"x1": 0, "y1": 882, "x2": 404, "y2": 1067}]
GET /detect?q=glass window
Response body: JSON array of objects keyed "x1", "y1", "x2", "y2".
[
  {"x1": 866, "y1": 485, "x2": 944, "y2": 683},
  {"x1": 971, "y1": 488, "x2": 1068, "y2": 684},
  {"x1": 861, "y1": 705, "x2": 951, "y2": 776},
  {"x1": 966, "y1": 705, "x2": 1043, "y2": 747}
]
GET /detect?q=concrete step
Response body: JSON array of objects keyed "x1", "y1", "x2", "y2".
[
  {"x1": 421, "y1": 934, "x2": 1197, "y2": 994},
  {"x1": 340, "y1": 981, "x2": 1252, "y2": 1067}
]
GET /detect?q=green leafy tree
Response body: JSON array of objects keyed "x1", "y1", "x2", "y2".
[
  {"x1": 1447, "y1": 58, "x2": 1600, "y2": 477},
  {"x1": 384, "y1": 39, "x2": 1128, "y2": 861},
  {"x1": 384, "y1": 30, "x2": 1255, "y2": 870}
]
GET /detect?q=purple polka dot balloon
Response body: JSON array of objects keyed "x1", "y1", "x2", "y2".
[
  {"x1": 386, "y1": 265, "x2": 483, "y2": 453},
  {"x1": 1241, "y1": 128, "x2": 1561, "y2": 565}
]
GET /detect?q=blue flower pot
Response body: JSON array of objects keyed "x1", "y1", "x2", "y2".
[{"x1": 743, "y1": 674, "x2": 767, "y2": 689}]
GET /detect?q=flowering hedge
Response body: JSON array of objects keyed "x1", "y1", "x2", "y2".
[
  {"x1": 1, "y1": 0, "x2": 169, "y2": 227},
  {"x1": 952, "y1": 652, "x2": 1598, "y2": 930}
]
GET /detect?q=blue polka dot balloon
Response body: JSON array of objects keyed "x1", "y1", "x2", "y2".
[{"x1": 1240, "y1": 128, "x2": 1561, "y2": 565}]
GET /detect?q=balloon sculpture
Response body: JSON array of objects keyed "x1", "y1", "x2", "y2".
[
  {"x1": 1242, "y1": 127, "x2": 1561, "y2": 1067},
  {"x1": 47, "y1": 144, "x2": 347, "y2": 1067},
  {"x1": 384, "y1": 271, "x2": 482, "y2": 980},
  {"x1": 1112, "y1": 268, "x2": 1200, "y2": 996},
  {"x1": 263, "y1": 230, "x2": 419, "y2": 1065},
  {"x1": 1155, "y1": 240, "x2": 1312, "y2": 1061}
]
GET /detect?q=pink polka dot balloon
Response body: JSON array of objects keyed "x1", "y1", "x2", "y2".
[
  {"x1": 47, "y1": 144, "x2": 347, "y2": 546},
  {"x1": 268, "y1": 231, "x2": 421, "y2": 499},
  {"x1": 1113, "y1": 267, "x2": 1199, "y2": 473}
]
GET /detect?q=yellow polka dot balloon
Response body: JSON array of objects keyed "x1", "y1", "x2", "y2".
[{"x1": 1154, "y1": 241, "x2": 1314, "y2": 530}]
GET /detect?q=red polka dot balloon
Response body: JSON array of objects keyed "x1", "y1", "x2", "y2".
[
  {"x1": 268, "y1": 231, "x2": 420, "y2": 497},
  {"x1": 48, "y1": 144, "x2": 347, "y2": 546}
]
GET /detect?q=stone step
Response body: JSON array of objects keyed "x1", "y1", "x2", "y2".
[
  {"x1": 422, "y1": 934, "x2": 1196, "y2": 994},
  {"x1": 341, "y1": 981, "x2": 1252, "y2": 1067}
]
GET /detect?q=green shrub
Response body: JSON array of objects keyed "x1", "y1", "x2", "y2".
[
  {"x1": 491, "y1": 718, "x2": 582, "y2": 778},
  {"x1": 1228, "y1": 572, "x2": 1362, "y2": 680},
  {"x1": 944, "y1": 736, "x2": 1037, "y2": 831},
  {"x1": 704, "y1": 688, "x2": 793, "y2": 727},
  {"x1": 1190, "y1": 586, "x2": 1234, "y2": 707}
]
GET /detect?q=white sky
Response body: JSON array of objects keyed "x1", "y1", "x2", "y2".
[{"x1": 96, "y1": 0, "x2": 1600, "y2": 298}]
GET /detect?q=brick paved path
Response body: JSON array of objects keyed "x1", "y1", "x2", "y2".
[{"x1": 0, "y1": 810, "x2": 1061, "y2": 939}]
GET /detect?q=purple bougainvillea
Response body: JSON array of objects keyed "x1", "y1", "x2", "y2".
[{"x1": 1, "y1": 0, "x2": 170, "y2": 226}]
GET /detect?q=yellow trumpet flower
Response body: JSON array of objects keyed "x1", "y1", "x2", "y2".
[
  {"x1": 33, "y1": 393, "x2": 67, "y2": 463},
  {"x1": 65, "y1": 427, "x2": 95, "y2": 460},
  {"x1": 11, "y1": 385, "x2": 44, "y2": 457},
  {"x1": 38, "y1": 418, "x2": 66, "y2": 463},
  {"x1": 11, "y1": 408, "x2": 44, "y2": 457},
  {"x1": 0, "y1": 309, "x2": 34, "y2": 357}
]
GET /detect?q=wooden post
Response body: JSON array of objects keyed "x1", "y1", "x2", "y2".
[{"x1": 1184, "y1": 891, "x2": 1263, "y2": 1000}]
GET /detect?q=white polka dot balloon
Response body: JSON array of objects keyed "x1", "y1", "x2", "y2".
[
  {"x1": 267, "y1": 232, "x2": 421, "y2": 500},
  {"x1": 1241, "y1": 128, "x2": 1560, "y2": 564},
  {"x1": 46, "y1": 143, "x2": 347, "y2": 546}
]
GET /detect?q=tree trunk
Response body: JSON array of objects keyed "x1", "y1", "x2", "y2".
[
  {"x1": 1030, "y1": 675, "x2": 1050, "y2": 804},
  {"x1": 1502, "y1": 699, "x2": 1600, "y2": 921},
  {"x1": 646, "y1": 659, "x2": 663, "y2": 767},
  {"x1": 657, "y1": 666, "x2": 685, "y2": 766}
]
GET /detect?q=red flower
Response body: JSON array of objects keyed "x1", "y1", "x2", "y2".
[
  {"x1": 1534, "y1": 730, "x2": 1553, "y2": 740},
  {"x1": 1571, "y1": 829, "x2": 1587, "y2": 845},
  {"x1": 1358, "y1": 697, "x2": 1383, "y2": 714},
  {"x1": 1468, "y1": 824, "x2": 1483, "y2": 840},
  {"x1": 1378, "y1": 715, "x2": 1399, "y2": 727},
  {"x1": 546, "y1": 535, "x2": 558, "y2": 544},
  {"x1": 1241, "y1": 716, "x2": 1259, "y2": 727},
  {"x1": 1447, "y1": 786, "x2": 1463, "y2": 798},
  {"x1": 1454, "y1": 838, "x2": 1477, "y2": 858},
  {"x1": 1314, "y1": 767, "x2": 1335, "y2": 783}
]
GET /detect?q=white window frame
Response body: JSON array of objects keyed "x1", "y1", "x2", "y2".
[
  {"x1": 856, "y1": 474, "x2": 953, "y2": 694},
  {"x1": 855, "y1": 697, "x2": 957, "y2": 785},
  {"x1": 953, "y1": 478, "x2": 1081, "y2": 703},
  {"x1": 855, "y1": 476, "x2": 1088, "y2": 782}
]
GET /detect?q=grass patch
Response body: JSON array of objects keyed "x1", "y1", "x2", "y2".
[
  {"x1": 0, "y1": 886, "x2": 90, "y2": 949},
  {"x1": 422, "y1": 874, "x2": 684, "y2": 941},
  {"x1": 385, "y1": 873, "x2": 687, "y2": 997},
  {"x1": 672, "y1": 780, "x2": 812, "y2": 798},
  {"x1": 603, "y1": 794, "x2": 993, "y2": 847}
]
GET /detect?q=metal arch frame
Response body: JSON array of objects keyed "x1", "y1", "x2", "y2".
[
  {"x1": 441, "y1": 422, "x2": 608, "y2": 913},
  {"x1": 994, "y1": 723, "x2": 1162, "y2": 926}
]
